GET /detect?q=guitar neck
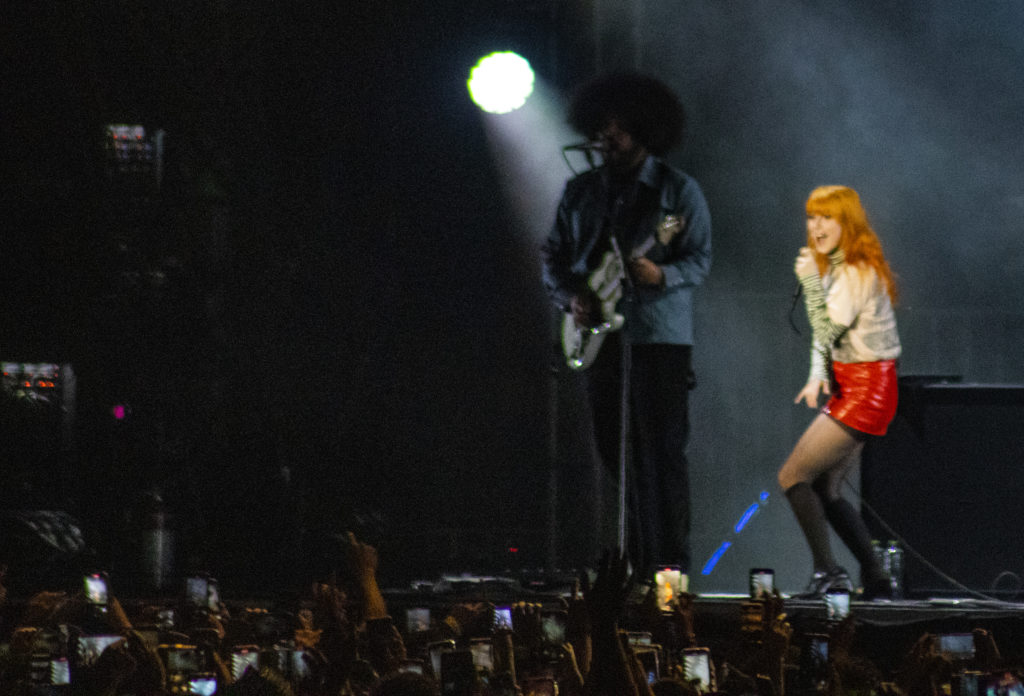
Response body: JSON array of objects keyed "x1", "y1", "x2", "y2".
[{"x1": 629, "y1": 234, "x2": 657, "y2": 261}]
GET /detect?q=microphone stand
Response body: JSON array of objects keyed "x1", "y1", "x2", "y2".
[
  {"x1": 609, "y1": 235, "x2": 633, "y2": 554},
  {"x1": 605, "y1": 177, "x2": 641, "y2": 562}
]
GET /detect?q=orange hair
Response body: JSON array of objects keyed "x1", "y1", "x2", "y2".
[{"x1": 805, "y1": 185, "x2": 898, "y2": 304}]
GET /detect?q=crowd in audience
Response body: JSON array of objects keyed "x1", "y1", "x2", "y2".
[{"x1": 0, "y1": 533, "x2": 1020, "y2": 695}]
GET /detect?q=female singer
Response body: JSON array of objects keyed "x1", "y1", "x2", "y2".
[{"x1": 778, "y1": 185, "x2": 902, "y2": 599}]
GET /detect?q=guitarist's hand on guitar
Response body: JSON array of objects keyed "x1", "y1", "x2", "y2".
[
  {"x1": 628, "y1": 257, "x2": 664, "y2": 288},
  {"x1": 570, "y1": 292, "x2": 600, "y2": 329}
]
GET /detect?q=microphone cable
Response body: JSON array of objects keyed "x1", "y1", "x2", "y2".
[
  {"x1": 842, "y1": 476, "x2": 1022, "y2": 604},
  {"x1": 561, "y1": 142, "x2": 604, "y2": 176},
  {"x1": 788, "y1": 284, "x2": 803, "y2": 335}
]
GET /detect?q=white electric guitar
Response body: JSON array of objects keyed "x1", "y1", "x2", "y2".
[{"x1": 561, "y1": 215, "x2": 684, "y2": 370}]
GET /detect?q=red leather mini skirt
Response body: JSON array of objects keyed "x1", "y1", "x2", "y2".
[{"x1": 824, "y1": 359, "x2": 898, "y2": 436}]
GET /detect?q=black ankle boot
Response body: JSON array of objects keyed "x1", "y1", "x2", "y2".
[{"x1": 794, "y1": 566, "x2": 853, "y2": 599}]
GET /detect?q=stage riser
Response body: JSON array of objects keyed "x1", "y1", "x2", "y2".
[{"x1": 862, "y1": 381, "x2": 1024, "y2": 598}]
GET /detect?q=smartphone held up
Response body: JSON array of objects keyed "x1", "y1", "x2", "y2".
[
  {"x1": 748, "y1": 568, "x2": 774, "y2": 599},
  {"x1": 655, "y1": 565, "x2": 687, "y2": 612}
]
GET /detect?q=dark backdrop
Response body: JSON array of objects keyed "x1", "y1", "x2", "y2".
[{"x1": 2, "y1": 0, "x2": 1022, "y2": 594}]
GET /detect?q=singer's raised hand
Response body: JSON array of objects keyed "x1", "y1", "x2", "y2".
[{"x1": 794, "y1": 246, "x2": 818, "y2": 278}]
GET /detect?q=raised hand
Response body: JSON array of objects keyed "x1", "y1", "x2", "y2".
[
  {"x1": 558, "y1": 642, "x2": 586, "y2": 696},
  {"x1": 895, "y1": 631, "x2": 950, "y2": 696},
  {"x1": 794, "y1": 246, "x2": 818, "y2": 279},
  {"x1": 565, "y1": 579, "x2": 593, "y2": 677},
  {"x1": 671, "y1": 591, "x2": 698, "y2": 648},
  {"x1": 972, "y1": 627, "x2": 1002, "y2": 671},
  {"x1": 582, "y1": 549, "x2": 634, "y2": 630},
  {"x1": 342, "y1": 532, "x2": 387, "y2": 621},
  {"x1": 580, "y1": 549, "x2": 641, "y2": 696},
  {"x1": 761, "y1": 591, "x2": 792, "y2": 696}
]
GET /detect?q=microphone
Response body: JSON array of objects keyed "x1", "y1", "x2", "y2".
[{"x1": 562, "y1": 141, "x2": 606, "y2": 152}]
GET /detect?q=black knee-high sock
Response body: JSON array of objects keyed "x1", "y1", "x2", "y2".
[
  {"x1": 785, "y1": 482, "x2": 835, "y2": 573},
  {"x1": 823, "y1": 497, "x2": 886, "y2": 580}
]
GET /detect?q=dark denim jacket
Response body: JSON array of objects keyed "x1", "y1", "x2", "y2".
[{"x1": 542, "y1": 155, "x2": 712, "y2": 345}]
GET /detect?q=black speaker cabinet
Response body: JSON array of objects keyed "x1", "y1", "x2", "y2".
[{"x1": 861, "y1": 377, "x2": 1024, "y2": 598}]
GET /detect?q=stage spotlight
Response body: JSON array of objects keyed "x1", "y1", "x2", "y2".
[{"x1": 467, "y1": 51, "x2": 535, "y2": 114}]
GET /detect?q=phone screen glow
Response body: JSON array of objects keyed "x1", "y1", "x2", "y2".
[
  {"x1": 655, "y1": 567, "x2": 682, "y2": 610},
  {"x1": 684, "y1": 651, "x2": 711, "y2": 691}
]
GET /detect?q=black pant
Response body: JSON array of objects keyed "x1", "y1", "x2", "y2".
[{"x1": 587, "y1": 335, "x2": 693, "y2": 575}]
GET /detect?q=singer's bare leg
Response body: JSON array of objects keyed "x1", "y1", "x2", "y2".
[
  {"x1": 778, "y1": 413, "x2": 858, "y2": 574},
  {"x1": 780, "y1": 413, "x2": 891, "y2": 596},
  {"x1": 778, "y1": 412, "x2": 863, "y2": 490},
  {"x1": 779, "y1": 412, "x2": 886, "y2": 596}
]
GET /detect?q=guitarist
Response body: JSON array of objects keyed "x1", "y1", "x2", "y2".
[{"x1": 541, "y1": 72, "x2": 712, "y2": 583}]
